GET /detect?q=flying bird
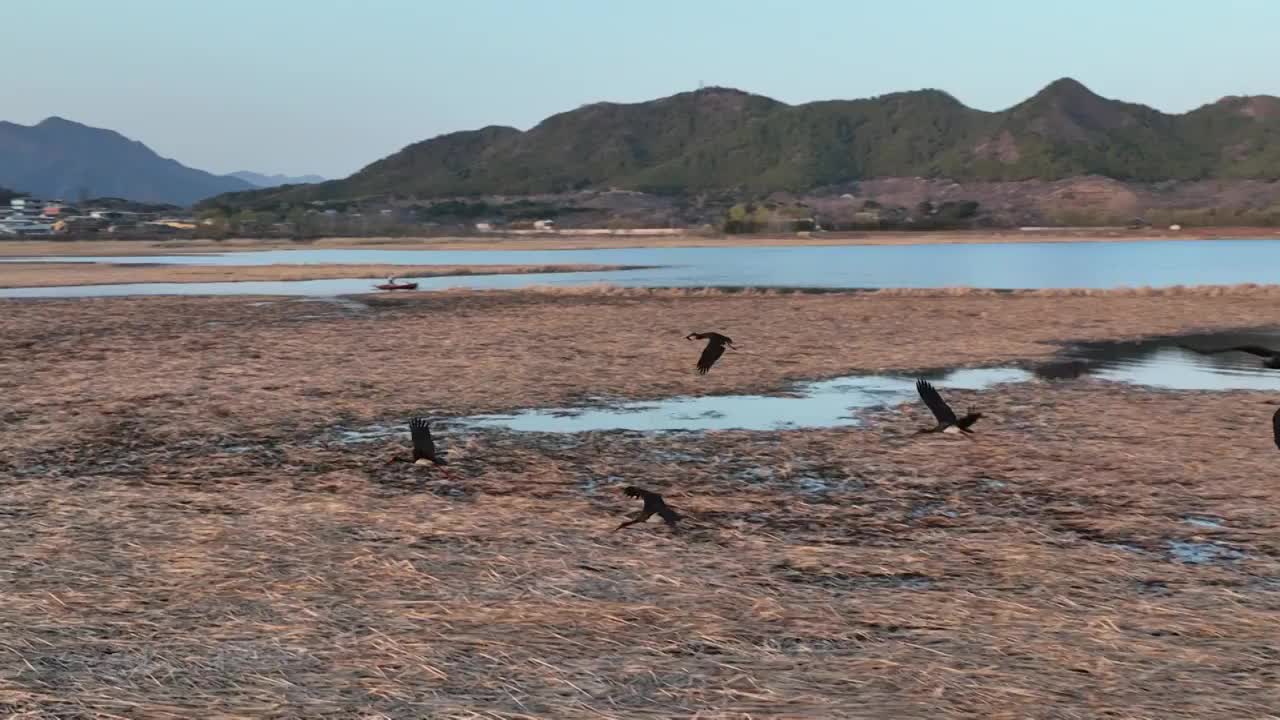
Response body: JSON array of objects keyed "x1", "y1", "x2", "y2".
[
  {"x1": 614, "y1": 486, "x2": 681, "y2": 532},
  {"x1": 686, "y1": 332, "x2": 734, "y2": 375},
  {"x1": 914, "y1": 378, "x2": 983, "y2": 435},
  {"x1": 1180, "y1": 344, "x2": 1280, "y2": 369},
  {"x1": 389, "y1": 416, "x2": 452, "y2": 475}
]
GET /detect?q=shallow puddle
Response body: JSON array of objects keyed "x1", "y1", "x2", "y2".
[
  {"x1": 1182, "y1": 515, "x2": 1226, "y2": 529},
  {"x1": 326, "y1": 328, "x2": 1280, "y2": 438},
  {"x1": 464, "y1": 367, "x2": 1032, "y2": 432},
  {"x1": 458, "y1": 327, "x2": 1280, "y2": 432},
  {"x1": 1166, "y1": 540, "x2": 1249, "y2": 564},
  {"x1": 1037, "y1": 327, "x2": 1280, "y2": 391},
  {"x1": 1099, "y1": 537, "x2": 1250, "y2": 566}
]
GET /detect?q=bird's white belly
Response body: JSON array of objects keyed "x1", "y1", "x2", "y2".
[
  {"x1": 942, "y1": 425, "x2": 961, "y2": 434},
  {"x1": 414, "y1": 458, "x2": 433, "y2": 466}
]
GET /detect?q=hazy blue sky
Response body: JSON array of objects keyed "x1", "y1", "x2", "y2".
[{"x1": 4, "y1": 0, "x2": 1277, "y2": 179}]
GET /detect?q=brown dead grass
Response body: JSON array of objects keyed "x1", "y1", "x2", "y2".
[
  {"x1": 6, "y1": 286, "x2": 1280, "y2": 449},
  {"x1": 3, "y1": 289, "x2": 1280, "y2": 717},
  {"x1": 0, "y1": 262, "x2": 638, "y2": 288},
  {"x1": 5, "y1": 225, "x2": 1280, "y2": 257}
]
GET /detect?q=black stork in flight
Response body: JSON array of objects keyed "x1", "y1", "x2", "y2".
[
  {"x1": 686, "y1": 332, "x2": 735, "y2": 375},
  {"x1": 389, "y1": 416, "x2": 453, "y2": 475},
  {"x1": 1180, "y1": 343, "x2": 1280, "y2": 369},
  {"x1": 914, "y1": 378, "x2": 983, "y2": 436},
  {"x1": 614, "y1": 486, "x2": 681, "y2": 532}
]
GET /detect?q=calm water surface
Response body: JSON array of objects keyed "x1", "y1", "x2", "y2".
[
  {"x1": 466, "y1": 367, "x2": 1031, "y2": 432},
  {"x1": 4, "y1": 239, "x2": 1280, "y2": 297},
  {"x1": 1037, "y1": 328, "x2": 1280, "y2": 390}
]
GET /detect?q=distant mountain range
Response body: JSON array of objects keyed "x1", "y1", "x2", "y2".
[
  {"x1": 228, "y1": 170, "x2": 326, "y2": 188},
  {"x1": 208, "y1": 77, "x2": 1280, "y2": 209},
  {"x1": 0, "y1": 117, "x2": 253, "y2": 206},
  {"x1": 0, "y1": 117, "x2": 324, "y2": 206}
]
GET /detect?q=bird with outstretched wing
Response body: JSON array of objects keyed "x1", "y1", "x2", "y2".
[
  {"x1": 614, "y1": 486, "x2": 681, "y2": 531},
  {"x1": 686, "y1": 332, "x2": 734, "y2": 375},
  {"x1": 389, "y1": 416, "x2": 452, "y2": 475},
  {"x1": 914, "y1": 378, "x2": 983, "y2": 435}
]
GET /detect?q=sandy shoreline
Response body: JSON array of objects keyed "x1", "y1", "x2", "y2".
[
  {"x1": 0, "y1": 262, "x2": 642, "y2": 288},
  {"x1": 3, "y1": 225, "x2": 1280, "y2": 257},
  {"x1": 3, "y1": 289, "x2": 1279, "y2": 717}
]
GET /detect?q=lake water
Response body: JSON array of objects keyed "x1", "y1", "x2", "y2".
[{"x1": 4, "y1": 238, "x2": 1280, "y2": 297}]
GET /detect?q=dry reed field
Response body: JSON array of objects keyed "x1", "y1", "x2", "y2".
[
  {"x1": 3, "y1": 287, "x2": 1280, "y2": 718},
  {"x1": 0, "y1": 262, "x2": 638, "y2": 289}
]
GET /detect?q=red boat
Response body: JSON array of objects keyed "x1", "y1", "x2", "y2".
[{"x1": 374, "y1": 281, "x2": 418, "y2": 291}]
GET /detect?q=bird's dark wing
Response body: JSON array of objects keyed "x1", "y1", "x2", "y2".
[
  {"x1": 624, "y1": 486, "x2": 665, "y2": 510},
  {"x1": 656, "y1": 505, "x2": 681, "y2": 525},
  {"x1": 697, "y1": 342, "x2": 727, "y2": 374},
  {"x1": 916, "y1": 379, "x2": 958, "y2": 424},
  {"x1": 1192, "y1": 345, "x2": 1278, "y2": 357},
  {"x1": 409, "y1": 416, "x2": 436, "y2": 462},
  {"x1": 1273, "y1": 408, "x2": 1280, "y2": 450}
]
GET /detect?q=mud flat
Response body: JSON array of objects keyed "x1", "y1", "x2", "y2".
[{"x1": 2, "y1": 287, "x2": 1278, "y2": 717}]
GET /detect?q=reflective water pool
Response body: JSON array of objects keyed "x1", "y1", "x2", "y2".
[
  {"x1": 458, "y1": 328, "x2": 1280, "y2": 433},
  {"x1": 1036, "y1": 328, "x2": 1280, "y2": 391},
  {"x1": 318, "y1": 328, "x2": 1280, "y2": 438},
  {"x1": 466, "y1": 367, "x2": 1031, "y2": 432}
]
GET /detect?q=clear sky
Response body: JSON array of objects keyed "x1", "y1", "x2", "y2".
[{"x1": 4, "y1": 0, "x2": 1277, "y2": 179}]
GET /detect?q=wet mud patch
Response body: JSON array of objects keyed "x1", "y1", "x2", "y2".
[
  {"x1": 1183, "y1": 514, "x2": 1227, "y2": 529},
  {"x1": 1167, "y1": 540, "x2": 1251, "y2": 565},
  {"x1": 773, "y1": 562, "x2": 937, "y2": 591}
]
